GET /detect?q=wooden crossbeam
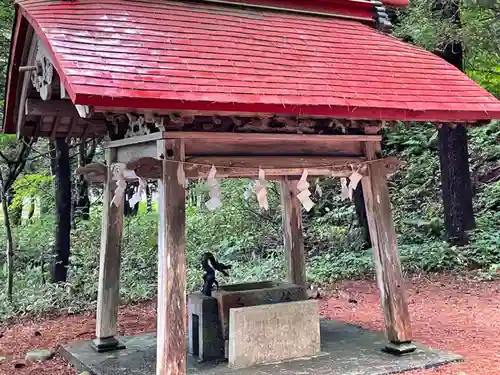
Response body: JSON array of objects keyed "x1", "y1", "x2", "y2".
[
  {"x1": 107, "y1": 132, "x2": 381, "y2": 148},
  {"x1": 25, "y1": 98, "x2": 80, "y2": 117},
  {"x1": 76, "y1": 156, "x2": 404, "y2": 183},
  {"x1": 126, "y1": 156, "x2": 364, "y2": 179}
]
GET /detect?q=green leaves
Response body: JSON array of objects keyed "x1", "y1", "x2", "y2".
[
  {"x1": 9, "y1": 173, "x2": 53, "y2": 209},
  {"x1": 393, "y1": 0, "x2": 500, "y2": 97}
]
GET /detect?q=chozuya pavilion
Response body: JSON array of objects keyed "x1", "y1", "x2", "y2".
[{"x1": 3, "y1": 0, "x2": 500, "y2": 374}]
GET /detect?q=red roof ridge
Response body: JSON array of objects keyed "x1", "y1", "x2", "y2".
[{"x1": 180, "y1": 0, "x2": 380, "y2": 22}]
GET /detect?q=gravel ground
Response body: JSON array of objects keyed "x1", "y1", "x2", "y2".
[{"x1": 1, "y1": 274, "x2": 499, "y2": 375}]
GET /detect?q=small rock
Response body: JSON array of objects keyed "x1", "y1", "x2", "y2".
[
  {"x1": 0, "y1": 356, "x2": 6, "y2": 362},
  {"x1": 25, "y1": 349, "x2": 54, "y2": 362},
  {"x1": 14, "y1": 362, "x2": 26, "y2": 369},
  {"x1": 80, "y1": 372, "x2": 90, "y2": 375},
  {"x1": 34, "y1": 331, "x2": 41, "y2": 337},
  {"x1": 348, "y1": 298, "x2": 358, "y2": 304},
  {"x1": 456, "y1": 372, "x2": 467, "y2": 375}
]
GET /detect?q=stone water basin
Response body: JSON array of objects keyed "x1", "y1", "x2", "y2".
[{"x1": 212, "y1": 280, "x2": 308, "y2": 344}]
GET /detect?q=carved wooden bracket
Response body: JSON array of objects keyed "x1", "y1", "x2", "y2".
[
  {"x1": 76, "y1": 162, "x2": 142, "y2": 184},
  {"x1": 30, "y1": 48, "x2": 54, "y2": 101},
  {"x1": 126, "y1": 157, "x2": 163, "y2": 179},
  {"x1": 75, "y1": 163, "x2": 108, "y2": 184}
]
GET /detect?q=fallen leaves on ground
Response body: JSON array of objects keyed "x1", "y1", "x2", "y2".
[{"x1": 1, "y1": 274, "x2": 499, "y2": 375}]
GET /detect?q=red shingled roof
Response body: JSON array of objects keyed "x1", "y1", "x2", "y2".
[{"x1": 8, "y1": 0, "x2": 500, "y2": 125}]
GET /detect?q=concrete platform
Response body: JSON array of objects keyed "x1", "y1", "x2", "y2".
[{"x1": 59, "y1": 319, "x2": 462, "y2": 375}]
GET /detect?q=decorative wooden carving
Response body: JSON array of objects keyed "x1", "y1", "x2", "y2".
[
  {"x1": 98, "y1": 110, "x2": 483, "y2": 138},
  {"x1": 123, "y1": 113, "x2": 166, "y2": 138},
  {"x1": 125, "y1": 114, "x2": 151, "y2": 138},
  {"x1": 30, "y1": 48, "x2": 54, "y2": 101}
]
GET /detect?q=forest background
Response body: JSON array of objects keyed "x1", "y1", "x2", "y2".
[{"x1": 0, "y1": 0, "x2": 499, "y2": 322}]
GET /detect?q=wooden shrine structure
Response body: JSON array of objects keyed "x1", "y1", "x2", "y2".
[{"x1": 3, "y1": 0, "x2": 500, "y2": 374}]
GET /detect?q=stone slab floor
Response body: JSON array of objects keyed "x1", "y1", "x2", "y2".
[{"x1": 59, "y1": 319, "x2": 461, "y2": 375}]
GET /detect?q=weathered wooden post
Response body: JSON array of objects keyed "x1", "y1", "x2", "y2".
[
  {"x1": 280, "y1": 178, "x2": 306, "y2": 287},
  {"x1": 156, "y1": 139, "x2": 187, "y2": 375},
  {"x1": 362, "y1": 141, "x2": 415, "y2": 354},
  {"x1": 93, "y1": 148, "x2": 125, "y2": 352}
]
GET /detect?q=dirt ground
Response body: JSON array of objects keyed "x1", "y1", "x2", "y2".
[{"x1": 1, "y1": 274, "x2": 499, "y2": 375}]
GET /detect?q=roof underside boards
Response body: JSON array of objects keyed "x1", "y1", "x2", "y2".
[{"x1": 8, "y1": 0, "x2": 500, "y2": 129}]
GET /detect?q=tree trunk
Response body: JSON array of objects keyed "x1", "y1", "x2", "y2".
[
  {"x1": 347, "y1": 128, "x2": 372, "y2": 249},
  {"x1": 52, "y1": 138, "x2": 72, "y2": 283},
  {"x1": 41, "y1": 144, "x2": 57, "y2": 215},
  {"x1": 433, "y1": 0, "x2": 475, "y2": 245},
  {"x1": 146, "y1": 183, "x2": 152, "y2": 214},
  {"x1": 1, "y1": 192, "x2": 15, "y2": 302},
  {"x1": 353, "y1": 184, "x2": 371, "y2": 249},
  {"x1": 438, "y1": 125, "x2": 475, "y2": 244},
  {"x1": 74, "y1": 141, "x2": 91, "y2": 222}
]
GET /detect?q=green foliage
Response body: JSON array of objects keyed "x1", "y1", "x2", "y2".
[
  {"x1": 10, "y1": 173, "x2": 53, "y2": 209},
  {"x1": 0, "y1": 0, "x2": 13, "y2": 110},
  {"x1": 1, "y1": 0, "x2": 500, "y2": 323},
  {"x1": 393, "y1": 0, "x2": 500, "y2": 97},
  {"x1": 1, "y1": 120, "x2": 500, "y2": 321}
]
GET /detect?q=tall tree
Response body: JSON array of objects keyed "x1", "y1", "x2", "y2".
[
  {"x1": 51, "y1": 138, "x2": 71, "y2": 283},
  {"x1": 74, "y1": 139, "x2": 97, "y2": 222},
  {"x1": 0, "y1": 135, "x2": 33, "y2": 301},
  {"x1": 433, "y1": 0, "x2": 475, "y2": 244},
  {"x1": 393, "y1": 0, "x2": 500, "y2": 244}
]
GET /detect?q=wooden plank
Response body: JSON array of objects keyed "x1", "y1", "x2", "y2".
[
  {"x1": 107, "y1": 132, "x2": 163, "y2": 148},
  {"x1": 127, "y1": 156, "x2": 365, "y2": 180},
  {"x1": 16, "y1": 30, "x2": 37, "y2": 138},
  {"x1": 156, "y1": 139, "x2": 187, "y2": 375},
  {"x1": 116, "y1": 141, "x2": 158, "y2": 163},
  {"x1": 93, "y1": 148, "x2": 125, "y2": 352},
  {"x1": 280, "y1": 178, "x2": 306, "y2": 286},
  {"x1": 361, "y1": 141, "x2": 414, "y2": 353},
  {"x1": 25, "y1": 98, "x2": 80, "y2": 117},
  {"x1": 163, "y1": 131, "x2": 381, "y2": 143},
  {"x1": 187, "y1": 156, "x2": 363, "y2": 169},
  {"x1": 183, "y1": 138, "x2": 363, "y2": 157},
  {"x1": 3, "y1": 13, "x2": 29, "y2": 135}
]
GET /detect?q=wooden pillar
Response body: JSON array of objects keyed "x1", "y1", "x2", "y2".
[
  {"x1": 280, "y1": 178, "x2": 306, "y2": 286},
  {"x1": 93, "y1": 148, "x2": 125, "y2": 352},
  {"x1": 362, "y1": 141, "x2": 415, "y2": 354},
  {"x1": 156, "y1": 139, "x2": 187, "y2": 375}
]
